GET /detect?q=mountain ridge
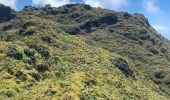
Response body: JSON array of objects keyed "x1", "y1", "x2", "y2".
[{"x1": 0, "y1": 3, "x2": 170, "y2": 99}]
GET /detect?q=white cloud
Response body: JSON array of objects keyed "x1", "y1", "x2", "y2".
[
  {"x1": 83, "y1": 0, "x2": 128, "y2": 10},
  {"x1": 153, "y1": 25, "x2": 169, "y2": 33},
  {"x1": 0, "y1": 0, "x2": 17, "y2": 9},
  {"x1": 143, "y1": 0, "x2": 160, "y2": 14},
  {"x1": 32, "y1": 0, "x2": 71, "y2": 7},
  {"x1": 84, "y1": 0, "x2": 103, "y2": 8},
  {"x1": 152, "y1": 25, "x2": 170, "y2": 40}
]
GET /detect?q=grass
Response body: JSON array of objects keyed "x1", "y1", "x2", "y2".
[
  {"x1": 0, "y1": 18, "x2": 167, "y2": 99},
  {"x1": 0, "y1": 4, "x2": 169, "y2": 99}
]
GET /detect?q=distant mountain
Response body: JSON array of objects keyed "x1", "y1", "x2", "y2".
[{"x1": 0, "y1": 4, "x2": 169, "y2": 99}]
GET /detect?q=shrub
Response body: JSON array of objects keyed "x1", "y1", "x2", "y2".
[
  {"x1": 23, "y1": 26, "x2": 36, "y2": 35},
  {"x1": 3, "y1": 24, "x2": 13, "y2": 31},
  {"x1": 24, "y1": 48, "x2": 35, "y2": 57},
  {"x1": 62, "y1": 25, "x2": 80, "y2": 35},
  {"x1": 138, "y1": 34, "x2": 149, "y2": 40},
  {"x1": 149, "y1": 48, "x2": 159, "y2": 55},
  {"x1": 45, "y1": 87, "x2": 57, "y2": 96},
  {"x1": 55, "y1": 66, "x2": 66, "y2": 79},
  {"x1": 18, "y1": 26, "x2": 36, "y2": 35},
  {"x1": 27, "y1": 43, "x2": 50, "y2": 59},
  {"x1": 152, "y1": 71, "x2": 167, "y2": 85},
  {"x1": 22, "y1": 20, "x2": 37, "y2": 29},
  {"x1": 4, "y1": 90, "x2": 14, "y2": 97},
  {"x1": 36, "y1": 63, "x2": 49, "y2": 73},
  {"x1": 114, "y1": 58, "x2": 134, "y2": 77},
  {"x1": 41, "y1": 36, "x2": 53, "y2": 43},
  {"x1": 15, "y1": 70, "x2": 27, "y2": 81},
  {"x1": 160, "y1": 47, "x2": 167, "y2": 54},
  {"x1": 6, "y1": 46, "x2": 23, "y2": 60},
  {"x1": 23, "y1": 58, "x2": 35, "y2": 65},
  {"x1": 80, "y1": 92, "x2": 97, "y2": 100},
  {"x1": 31, "y1": 72, "x2": 41, "y2": 81},
  {"x1": 84, "y1": 79, "x2": 97, "y2": 87},
  {"x1": 154, "y1": 71, "x2": 166, "y2": 79},
  {"x1": 37, "y1": 46, "x2": 50, "y2": 59}
]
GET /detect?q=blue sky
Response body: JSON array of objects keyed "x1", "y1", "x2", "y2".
[{"x1": 0, "y1": 0, "x2": 169, "y2": 40}]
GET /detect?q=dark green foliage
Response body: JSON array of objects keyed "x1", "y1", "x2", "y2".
[
  {"x1": 17, "y1": 20, "x2": 37, "y2": 35},
  {"x1": 138, "y1": 33, "x2": 149, "y2": 40},
  {"x1": 84, "y1": 80, "x2": 97, "y2": 87},
  {"x1": 100, "y1": 14, "x2": 118, "y2": 25},
  {"x1": 152, "y1": 71, "x2": 170, "y2": 91},
  {"x1": 65, "y1": 4, "x2": 92, "y2": 10},
  {"x1": 45, "y1": 87, "x2": 57, "y2": 96},
  {"x1": 15, "y1": 70, "x2": 27, "y2": 81},
  {"x1": 62, "y1": 26, "x2": 80, "y2": 35},
  {"x1": 36, "y1": 45, "x2": 50, "y2": 59},
  {"x1": 23, "y1": 27, "x2": 36, "y2": 35},
  {"x1": 27, "y1": 43, "x2": 50, "y2": 59},
  {"x1": 22, "y1": 20, "x2": 37, "y2": 29},
  {"x1": 114, "y1": 58, "x2": 134, "y2": 77},
  {"x1": 55, "y1": 66, "x2": 66, "y2": 79},
  {"x1": 80, "y1": 14, "x2": 118, "y2": 33},
  {"x1": 36, "y1": 63, "x2": 49, "y2": 73},
  {"x1": 3, "y1": 24, "x2": 14, "y2": 31},
  {"x1": 15, "y1": 70, "x2": 23, "y2": 78},
  {"x1": 4, "y1": 91, "x2": 14, "y2": 97},
  {"x1": 31, "y1": 72, "x2": 41, "y2": 81},
  {"x1": 41, "y1": 36, "x2": 53, "y2": 43},
  {"x1": 149, "y1": 48, "x2": 159, "y2": 55},
  {"x1": 24, "y1": 48, "x2": 35, "y2": 57},
  {"x1": 160, "y1": 47, "x2": 168, "y2": 54},
  {"x1": 6, "y1": 46, "x2": 23, "y2": 60},
  {"x1": 154, "y1": 71, "x2": 166, "y2": 79},
  {"x1": 80, "y1": 92, "x2": 97, "y2": 100},
  {"x1": 18, "y1": 26, "x2": 36, "y2": 35}
]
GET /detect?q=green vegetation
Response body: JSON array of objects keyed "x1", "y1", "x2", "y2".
[{"x1": 0, "y1": 4, "x2": 170, "y2": 99}]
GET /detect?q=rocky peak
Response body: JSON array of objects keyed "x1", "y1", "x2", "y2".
[{"x1": 0, "y1": 4, "x2": 16, "y2": 22}]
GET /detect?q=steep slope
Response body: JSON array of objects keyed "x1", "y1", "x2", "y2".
[
  {"x1": 0, "y1": 4, "x2": 169, "y2": 99},
  {"x1": 27, "y1": 4, "x2": 170, "y2": 96}
]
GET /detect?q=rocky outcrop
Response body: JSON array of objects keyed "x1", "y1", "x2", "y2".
[{"x1": 0, "y1": 4, "x2": 15, "y2": 22}]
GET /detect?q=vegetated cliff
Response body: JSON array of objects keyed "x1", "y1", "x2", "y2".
[{"x1": 0, "y1": 4, "x2": 169, "y2": 99}]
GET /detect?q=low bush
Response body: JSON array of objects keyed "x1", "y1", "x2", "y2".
[
  {"x1": 24, "y1": 48, "x2": 35, "y2": 57},
  {"x1": 15, "y1": 70, "x2": 27, "y2": 81},
  {"x1": 41, "y1": 36, "x2": 53, "y2": 43},
  {"x1": 62, "y1": 25, "x2": 80, "y2": 35},
  {"x1": 36, "y1": 63, "x2": 49, "y2": 73},
  {"x1": 114, "y1": 58, "x2": 134, "y2": 77},
  {"x1": 27, "y1": 43, "x2": 50, "y2": 59},
  {"x1": 154, "y1": 71, "x2": 166, "y2": 79},
  {"x1": 22, "y1": 20, "x2": 37, "y2": 29},
  {"x1": 149, "y1": 48, "x2": 159, "y2": 55},
  {"x1": 4, "y1": 90, "x2": 14, "y2": 97},
  {"x1": 80, "y1": 92, "x2": 97, "y2": 100},
  {"x1": 45, "y1": 87, "x2": 57, "y2": 96},
  {"x1": 31, "y1": 72, "x2": 41, "y2": 81},
  {"x1": 18, "y1": 26, "x2": 36, "y2": 35},
  {"x1": 160, "y1": 47, "x2": 168, "y2": 54},
  {"x1": 84, "y1": 79, "x2": 97, "y2": 87},
  {"x1": 6, "y1": 46, "x2": 23, "y2": 60}
]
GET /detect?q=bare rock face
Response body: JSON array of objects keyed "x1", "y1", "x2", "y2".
[{"x1": 0, "y1": 4, "x2": 16, "y2": 22}]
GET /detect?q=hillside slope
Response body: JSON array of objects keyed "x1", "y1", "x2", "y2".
[
  {"x1": 0, "y1": 4, "x2": 169, "y2": 99},
  {"x1": 33, "y1": 4, "x2": 170, "y2": 96}
]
